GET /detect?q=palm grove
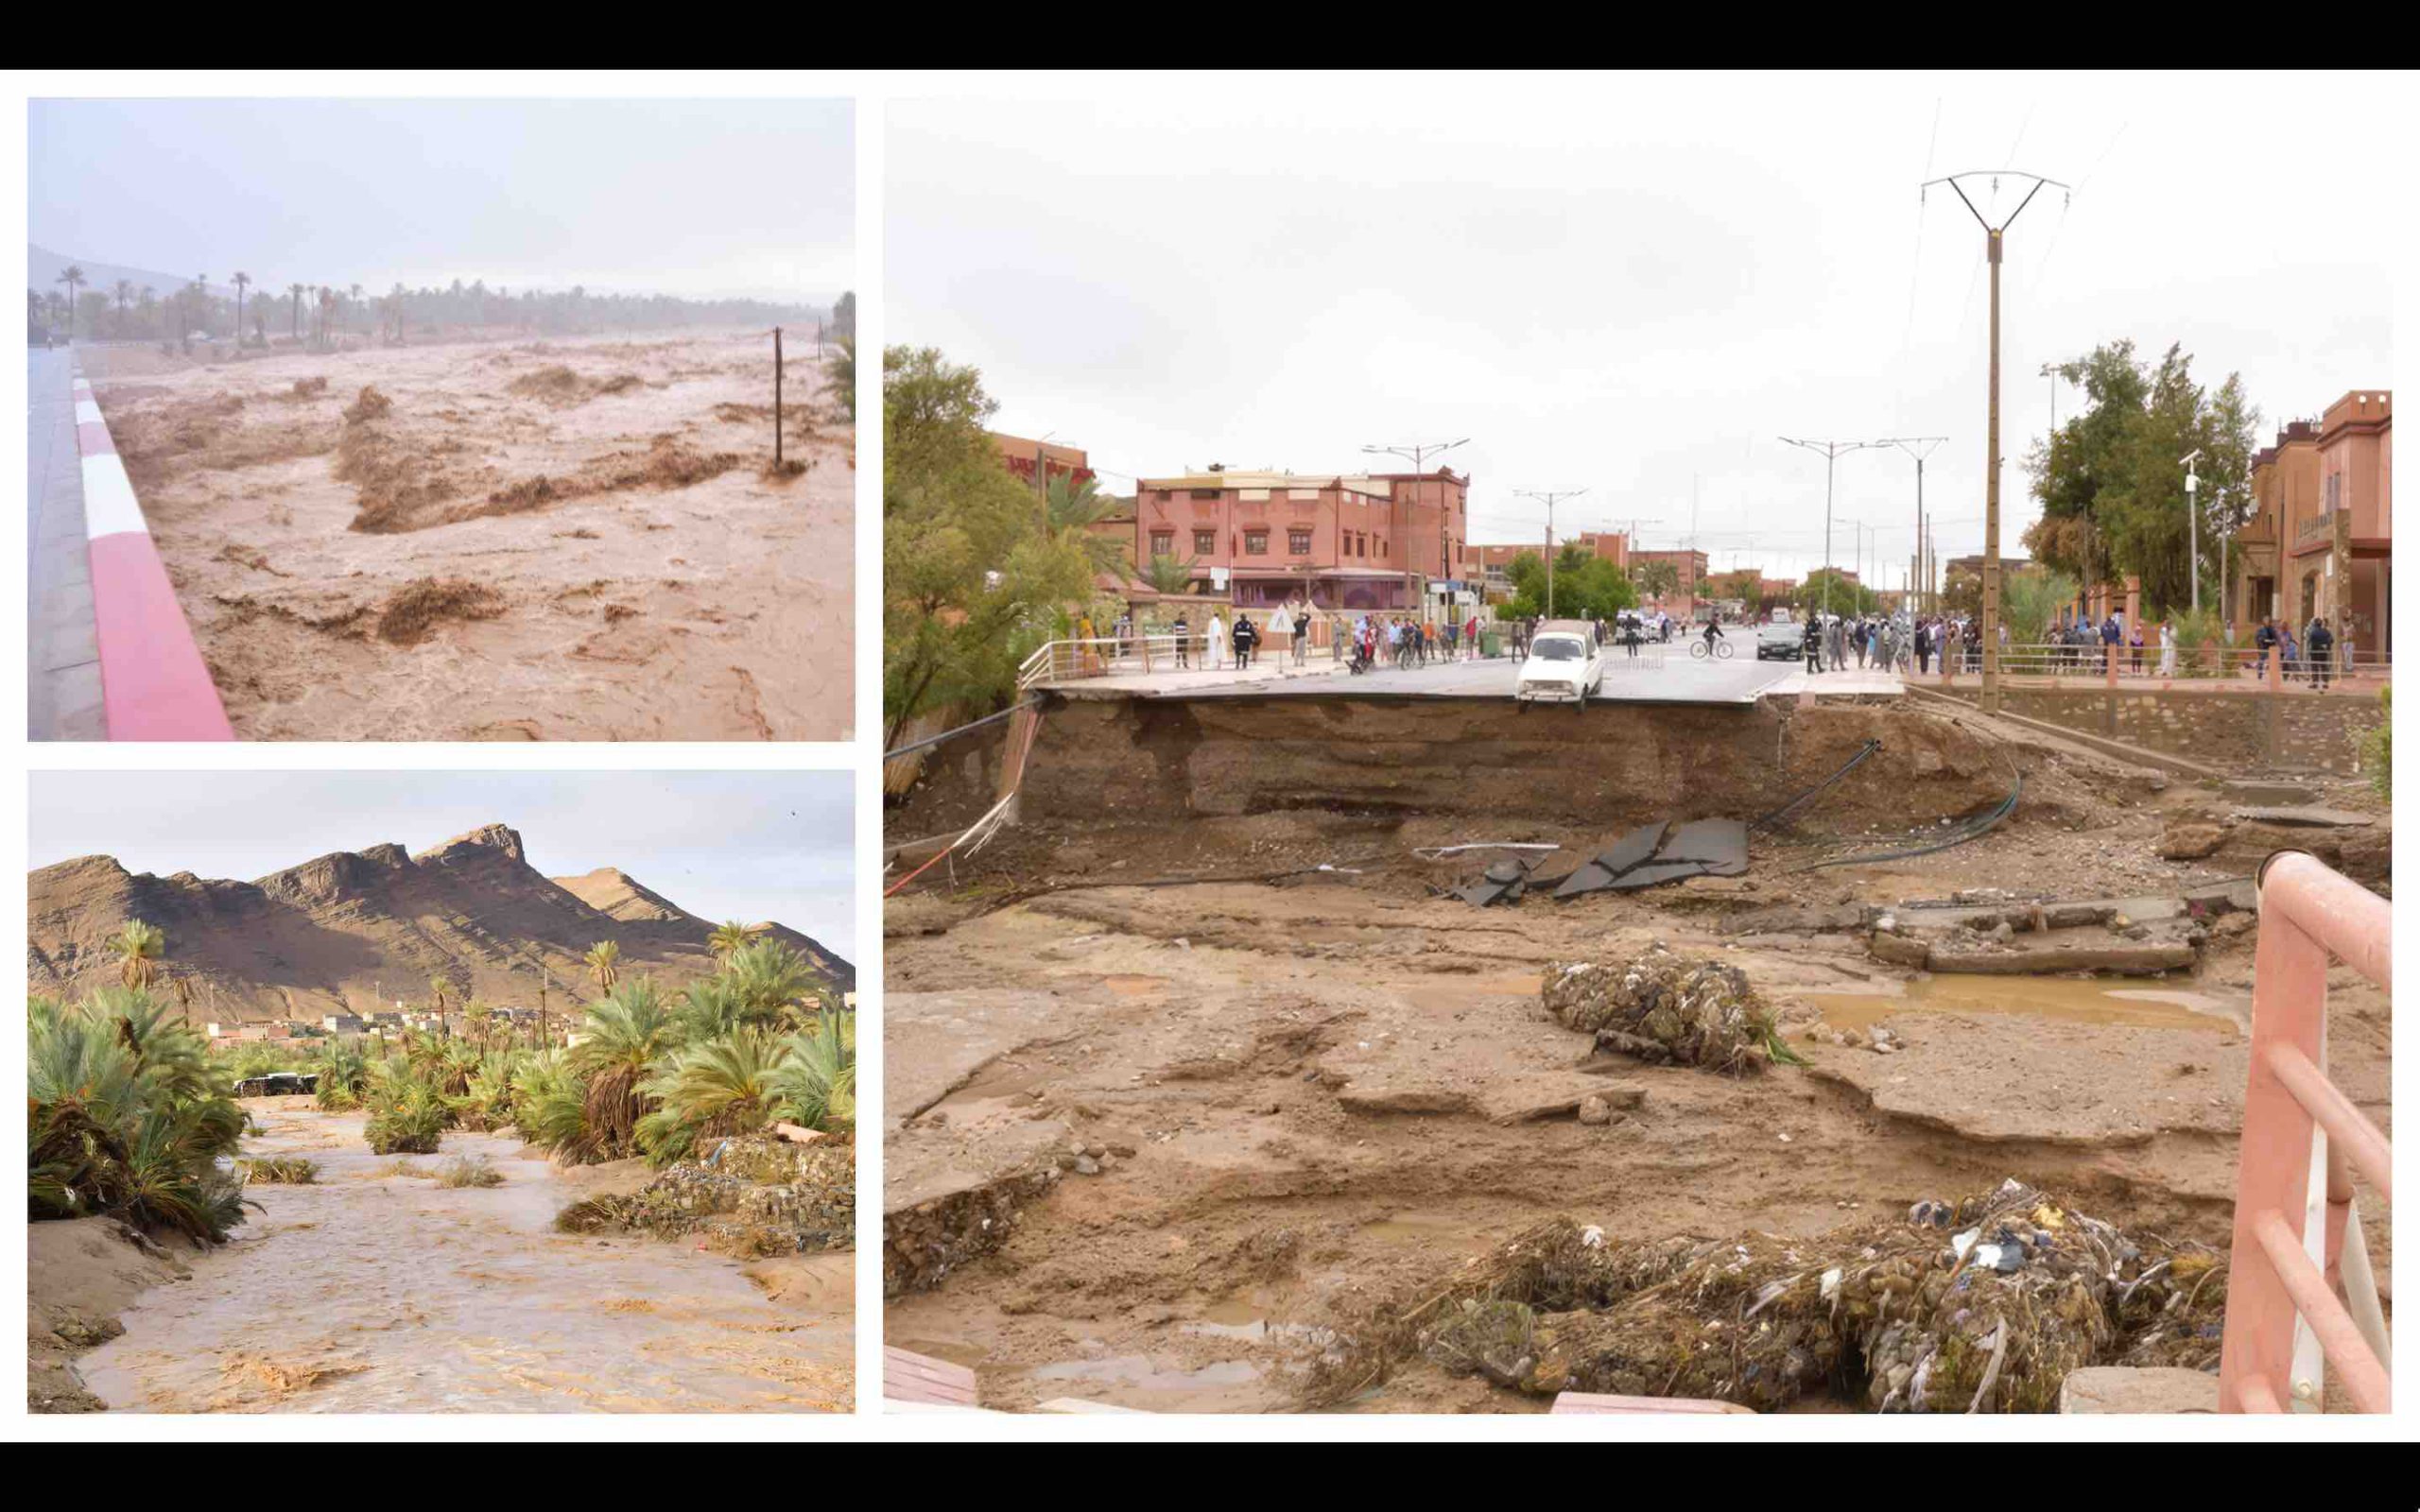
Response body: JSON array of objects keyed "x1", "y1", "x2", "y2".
[
  {"x1": 29, "y1": 921, "x2": 854, "y2": 1246},
  {"x1": 34, "y1": 264, "x2": 847, "y2": 353}
]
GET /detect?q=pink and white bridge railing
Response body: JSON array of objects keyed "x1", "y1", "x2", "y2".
[{"x1": 73, "y1": 374, "x2": 235, "y2": 740}]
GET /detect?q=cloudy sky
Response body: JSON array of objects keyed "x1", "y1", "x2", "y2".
[
  {"x1": 890, "y1": 73, "x2": 2395, "y2": 584},
  {"x1": 26, "y1": 771, "x2": 856, "y2": 961},
  {"x1": 29, "y1": 96, "x2": 853, "y2": 301}
]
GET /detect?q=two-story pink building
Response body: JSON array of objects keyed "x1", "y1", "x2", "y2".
[
  {"x1": 2299, "y1": 390, "x2": 2392, "y2": 658},
  {"x1": 1131, "y1": 466, "x2": 1472, "y2": 611}
]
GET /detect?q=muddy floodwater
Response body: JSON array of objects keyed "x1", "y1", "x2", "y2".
[
  {"x1": 1804, "y1": 974, "x2": 2251, "y2": 1038},
  {"x1": 79, "y1": 1103, "x2": 851, "y2": 1413}
]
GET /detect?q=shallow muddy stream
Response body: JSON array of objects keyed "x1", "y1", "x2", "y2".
[{"x1": 78, "y1": 1102, "x2": 850, "y2": 1413}]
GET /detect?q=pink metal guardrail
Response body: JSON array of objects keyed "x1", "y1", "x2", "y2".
[
  {"x1": 2217, "y1": 850, "x2": 2392, "y2": 1414},
  {"x1": 74, "y1": 372, "x2": 235, "y2": 740}
]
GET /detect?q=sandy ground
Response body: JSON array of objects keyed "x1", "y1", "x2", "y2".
[
  {"x1": 33, "y1": 1100, "x2": 854, "y2": 1413},
  {"x1": 881, "y1": 706, "x2": 2391, "y2": 1413},
  {"x1": 83, "y1": 330, "x2": 851, "y2": 740}
]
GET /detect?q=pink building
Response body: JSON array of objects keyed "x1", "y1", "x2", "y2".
[
  {"x1": 2300, "y1": 390, "x2": 2391, "y2": 657},
  {"x1": 1132, "y1": 466, "x2": 1472, "y2": 611}
]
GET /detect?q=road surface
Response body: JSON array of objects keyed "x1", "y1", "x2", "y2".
[{"x1": 27, "y1": 347, "x2": 104, "y2": 740}]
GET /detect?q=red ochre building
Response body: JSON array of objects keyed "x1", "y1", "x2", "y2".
[
  {"x1": 2230, "y1": 390, "x2": 2391, "y2": 657},
  {"x1": 1130, "y1": 466, "x2": 1473, "y2": 611}
]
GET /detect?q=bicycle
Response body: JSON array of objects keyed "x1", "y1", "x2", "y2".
[{"x1": 1689, "y1": 637, "x2": 1735, "y2": 661}]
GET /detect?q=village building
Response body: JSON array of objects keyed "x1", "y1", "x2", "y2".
[{"x1": 1129, "y1": 465, "x2": 1472, "y2": 612}]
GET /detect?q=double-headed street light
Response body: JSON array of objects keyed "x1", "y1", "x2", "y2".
[{"x1": 1778, "y1": 437, "x2": 1893, "y2": 619}]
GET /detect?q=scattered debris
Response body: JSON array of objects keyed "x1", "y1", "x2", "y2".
[
  {"x1": 1299, "y1": 1179, "x2": 2227, "y2": 1413},
  {"x1": 1544, "y1": 942, "x2": 1794, "y2": 1073}
]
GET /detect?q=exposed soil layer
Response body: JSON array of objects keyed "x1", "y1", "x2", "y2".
[
  {"x1": 85, "y1": 331, "x2": 852, "y2": 740},
  {"x1": 45, "y1": 1103, "x2": 853, "y2": 1413},
  {"x1": 882, "y1": 696, "x2": 2390, "y2": 1413}
]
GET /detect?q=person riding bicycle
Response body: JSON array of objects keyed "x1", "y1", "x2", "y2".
[{"x1": 1702, "y1": 619, "x2": 1721, "y2": 651}]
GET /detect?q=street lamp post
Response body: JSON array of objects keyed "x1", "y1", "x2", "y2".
[
  {"x1": 2182, "y1": 449, "x2": 2204, "y2": 614},
  {"x1": 1779, "y1": 438, "x2": 1891, "y2": 620},
  {"x1": 1362, "y1": 438, "x2": 1468, "y2": 619},
  {"x1": 1513, "y1": 488, "x2": 1588, "y2": 619},
  {"x1": 1923, "y1": 169, "x2": 2070, "y2": 713},
  {"x1": 1879, "y1": 437, "x2": 1947, "y2": 617}
]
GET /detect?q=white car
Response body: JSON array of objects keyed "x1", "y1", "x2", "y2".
[{"x1": 1515, "y1": 619, "x2": 1603, "y2": 709}]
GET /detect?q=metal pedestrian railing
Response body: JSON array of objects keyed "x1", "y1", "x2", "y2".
[{"x1": 2216, "y1": 850, "x2": 2392, "y2": 1414}]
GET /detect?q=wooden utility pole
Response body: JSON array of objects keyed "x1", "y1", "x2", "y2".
[
  {"x1": 772, "y1": 326, "x2": 785, "y2": 472},
  {"x1": 1926, "y1": 170, "x2": 2068, "y2": 713}
]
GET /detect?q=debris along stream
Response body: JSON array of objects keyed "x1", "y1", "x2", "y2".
[
  {"x1": 75, "y1": 1102, "x2": 852, "y2": 1412},
  {"x1": 882, "y1": 694, "x2": 2391, "y2": 1412}
]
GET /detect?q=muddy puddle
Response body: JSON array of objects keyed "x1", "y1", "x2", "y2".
[
  {"x1": 1804, "y1": 973, "x2": 2249, "y2": 1038},
  {"x1": 78, "y1": 1104, "x2": 849, "y2": 1413}
]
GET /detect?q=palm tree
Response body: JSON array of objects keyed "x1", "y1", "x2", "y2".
[
  {"x1": 1047, "y1": 472, "x2": 1127, "y2": 579},
  {"x1": 231, "y1": 271, "x2": 251, "y2": 352},
  {"x1": 566, "y1": 978, "x2": 675, "y2": 1161},
  {"x1": 583, "y1": 939, "x2": 621, "y2": 997},
  {"x1": 108, "y1": 920, "x2": 165, "y2": 991},
  {"x1": 111, "y1": 279, "x2": 132, "y2": 335},
  {"x1": 708, "y1": 919, "x2": 762, "y2": 960},
  {"x1": 288, "y1": 282, "x2": 305, "y2": 340},
  {"x1": 55, "y1": 265, "x2": 87, "y2": 340},
  {"x1": 1143, "y1": 553, "x2": 1200, "y2": 595},
  {"x1": 771, "y1": 1009, "x2": 855, "y2": 1134},
  {"x1": 137, "y1": 285, "x2": 156, "y2": 338},
  {"x1": 635, "y1": 1027, "x2": 788, "y2": 1164},
  {"x1": 722, "y1": 940, "x2": 818, "y2": 1028},
  {"x1": 426, "y1": 974, "x2": 452, "y2": 1038}
]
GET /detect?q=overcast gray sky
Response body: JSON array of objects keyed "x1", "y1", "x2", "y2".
[
  {"x1": 890, "y1": 73, "x2": 2395, "y2": 585},
  {"x1": 27, "y1": 771, "x2": 855, "y2": 960},
  {"x1": 30, "y1": 96, "x2": 852, "y2": 301}
]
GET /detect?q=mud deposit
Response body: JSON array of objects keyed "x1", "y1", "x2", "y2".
[
  {"x1": 71, "y1": 1103, "x2": 851, "y2": 1412},
  {"x1": 85, "y1": 331, "x2": 851, "y2": 740},
  {"x1": 883, "y1": 698, "x2": 2390, "y2": 1413}
]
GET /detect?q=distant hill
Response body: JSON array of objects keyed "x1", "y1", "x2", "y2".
[
  {"x1": 29, "y1": 243, "x2": 228, "y2": 301},
  {"x1": 26, "y1": 821, "x2": 854, "y2": 1022}
]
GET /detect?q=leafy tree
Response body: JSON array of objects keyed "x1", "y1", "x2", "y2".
[
  {"x1": 884, "y1": 346, "x2": 1094, "y2": 747},
  {"x1": 1634, "y1": 559, "x2": 1681, "y2": 604},
  {"x1": 1794, "y1": 568, "x2": 1879, "y2": 618},
  {"x1": 1046, "y1": 470, "x2": 1126, "y2": 580},
  {"x1": 1502, "y1": 547, "x2": 1637, "y2": 622},
  {"x1": 1999, "y1": 567, "x2": 2080, "y2": 645},
  {"x1": 1942, "y1": 569, "x2": 1982, "y2": 620},
  {"x1": 2021, "y1": 339, "x2": 2258, "y2": 616}
]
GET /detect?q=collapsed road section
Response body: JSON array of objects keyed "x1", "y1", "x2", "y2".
[{"x1": 881, "y1": 688, "x2": 2390, "y2": 1413}]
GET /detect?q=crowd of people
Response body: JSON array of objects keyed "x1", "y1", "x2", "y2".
[{"x1": 1074, "y1": 597, "x2": 2356, "y2": 689}]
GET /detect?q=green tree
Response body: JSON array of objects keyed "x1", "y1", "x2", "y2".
[
  {"x1": 1142, "y1": 553, "x2": 1199, "y2": 595},
  {"x1": 884, "y1": 346, "x2": 1094, "y2": 747},
  {"x1": 1794, "y1": 568, "x2": 1879, "y2": 618},
  {"x1": 109, "y1": 920, "x2": 166, "y2": 991},
  {"x1": 2022, "y1": 339, "x2": 2258, "y2": 616},
  {"x1": 1634, "y1": 559, "x2": 1681, "y2": 605},
  {"x1": 231, "y1": 271, "x2": 251, "y2": 351},
  {"x1": 54, "y1": 264, "x2": 86, "y2": 338},
  {"x1": 1999, "y1": 567, "x2": 2080, "y2": 644},
  {"x1": 708, "y1": 919, "x2": 763, "y2": 960},
  {"x1": 583, "y1": 939, "x2": 621, "y2": 997}
]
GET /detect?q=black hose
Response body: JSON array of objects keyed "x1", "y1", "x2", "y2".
[
  {"x1": 1791, "y1": 748, "x2": 2022, "y2": 871},
  {"x1": 1753, "y1": 739, "x2": 1884, "y2": 833}
]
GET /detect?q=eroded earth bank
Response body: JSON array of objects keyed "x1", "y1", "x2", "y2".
[{"x1": 881, "y1": 694, "x2": 2389, "y2": 1412}]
